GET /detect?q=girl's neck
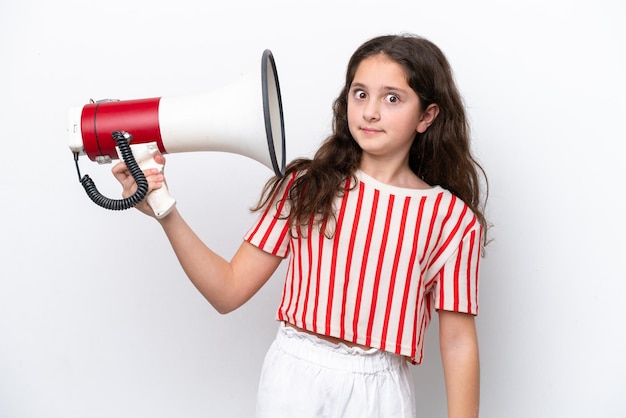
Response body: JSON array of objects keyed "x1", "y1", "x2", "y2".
[{"x1": 358, "y1": 157, "x2": 431, "y2": 189}]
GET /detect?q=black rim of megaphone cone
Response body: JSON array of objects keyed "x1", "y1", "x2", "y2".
[{"x1": 261, "y1": 49, "x2": 286, "y2": 177}]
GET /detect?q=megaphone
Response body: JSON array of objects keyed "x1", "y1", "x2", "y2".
[{"x1": 68, "y1": 49, "x2": 285, "y2": 219}]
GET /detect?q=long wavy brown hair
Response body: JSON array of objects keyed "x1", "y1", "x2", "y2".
[{"x1": 253, "y1": 34, "x2": 489, "y2": 246}]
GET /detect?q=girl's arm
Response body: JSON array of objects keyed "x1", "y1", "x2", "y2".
[
  {"x1": 112, "y1": 156, "x2": 283, "y2": 314},
  {"x1": 157, "y1": 209, "x2": 282, "y2": 313},
  {"x1": 438, "y1": 310, "x2": 480, "y2": 418}
]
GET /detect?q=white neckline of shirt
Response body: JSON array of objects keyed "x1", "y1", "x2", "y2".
[{"x1": 355, "y1": 169, "x2": 445, "y2": 197}]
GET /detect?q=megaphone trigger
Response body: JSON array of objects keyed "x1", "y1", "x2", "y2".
[{"x1": 118, "y1": 141, "x2": 176, "y2": 219}]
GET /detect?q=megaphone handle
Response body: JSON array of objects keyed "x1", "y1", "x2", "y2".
[
  {"x1": 122, "y1": 143, "x2": 176, "y2": 219},
  {"x1": 147, "y1": 180, "x2": 176, "y2": 219}
]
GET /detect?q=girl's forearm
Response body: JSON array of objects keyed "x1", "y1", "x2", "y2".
[
  {"x1": 157, "y1": 208, "x2": 237, "y2": 312},
  {"x1": 439, "y1": 311, "x2": 480, "y2": 418},
  {"x1": 156, "y1": 208, "x2": 282, "y2": 314},
  {"x1": 442, "y1": 344, "x2": 480, "y2": 418}
]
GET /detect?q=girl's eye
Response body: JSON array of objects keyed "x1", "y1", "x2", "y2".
[
  {"x1": 385, "y1": 93, "x2": 400, "y2": 103},
  {"x1": 353, "y1": 89, "x2": 367, "y2": 99}
]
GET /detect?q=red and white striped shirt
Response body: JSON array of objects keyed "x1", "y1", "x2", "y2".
[{"x1": 245, "y1": 170, "x2": 482, "y2": 364}]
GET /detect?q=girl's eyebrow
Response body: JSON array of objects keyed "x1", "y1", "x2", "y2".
[
  {"x1": 350, "y1": 82, "x2": 367, "y2": 90},
  {"x1": 351, "y1": 81, "x2": 409, "y2": 94}
]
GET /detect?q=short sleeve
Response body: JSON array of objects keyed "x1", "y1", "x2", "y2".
[
  {"x1": 433, "y1": 224, "x2": 482, "y2": 315},
  {"x1": 244, "y1": 175, "x2": 295, "y2": 258}
]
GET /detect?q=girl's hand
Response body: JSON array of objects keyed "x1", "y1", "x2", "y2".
[{"x1": 111, "y1": 154, "x2": 167, "y2": 218}]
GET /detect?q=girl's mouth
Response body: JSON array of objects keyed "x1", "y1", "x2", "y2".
[{"x1": 361, "y1": 126, "x2": 382, "y2": 134}]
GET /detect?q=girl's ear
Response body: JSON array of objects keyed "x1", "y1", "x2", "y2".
[{"x1": 416, "y1": 103, "x2": 440, "y2": 133}]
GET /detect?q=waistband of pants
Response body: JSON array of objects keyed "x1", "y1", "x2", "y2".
[{"x1": 274, "y1": 322, "x2": 407, "y2": 374}]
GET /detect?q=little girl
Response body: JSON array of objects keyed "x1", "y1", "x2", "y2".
[{"x1": 113, "y1": 33, "x2": 488, "y2": 418}]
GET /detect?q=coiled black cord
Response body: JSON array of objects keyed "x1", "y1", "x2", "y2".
[{"x1": 76, "y1": 130, "x2": 149, "y2": 211}]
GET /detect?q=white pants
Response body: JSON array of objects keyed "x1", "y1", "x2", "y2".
[{"x1": 255, "y1": 323, "x2": 416, "y2": 418}]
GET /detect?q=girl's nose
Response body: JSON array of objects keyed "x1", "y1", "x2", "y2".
[{"x1": 363, "y1": 100, "x2": 380, "y2": 121}]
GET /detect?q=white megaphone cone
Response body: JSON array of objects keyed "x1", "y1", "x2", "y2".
[{"x1": 68, "y1": 49, "x2": 286, "y2": 219}]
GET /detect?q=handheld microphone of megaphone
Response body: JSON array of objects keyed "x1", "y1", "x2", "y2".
[{"x1": 68, "y1": 49, "x2": 286, "y2": 219}]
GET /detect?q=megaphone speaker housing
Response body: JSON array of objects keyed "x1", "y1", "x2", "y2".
[{"x1": 68, "y1": 49, "x2": 286, "y2": 177}]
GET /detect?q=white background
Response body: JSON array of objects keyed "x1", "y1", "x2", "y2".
[{"x1": 1, "y1": 0, "x2": 625, "y2": 417}]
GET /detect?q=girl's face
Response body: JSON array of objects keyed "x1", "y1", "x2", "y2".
[{"x1": 347, "y1": 54, "x2": 437, "y2": 166}]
